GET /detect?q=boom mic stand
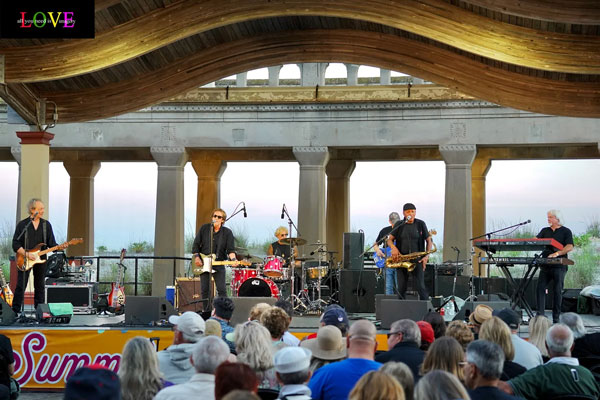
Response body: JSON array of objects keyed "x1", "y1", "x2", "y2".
[{"x1": 281, "y1": 204, "x2": 305, "y2": 314}]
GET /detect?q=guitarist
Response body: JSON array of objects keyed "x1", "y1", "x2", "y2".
[
  {"x1": 11, "y1": 198, "x2": 59, "y2": 314},
  {"x1": 374, "y1": 211, "x2": 401, "y2": 295},
  {"x1": 192, "y1": 208, "x2": 237, "y2": 307}
]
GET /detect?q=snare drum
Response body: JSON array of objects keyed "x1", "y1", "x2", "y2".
[
  {"x1": 231, "y1": 268, "x2": 258, "y2": 294},
  {"x1": 305, "y1": 261, "x2": 329, "y2": 281},
  {"x1": 263, "y1": 256, "x2": 284, "y2": 278},
  {"x1": 237, "y1": 277, "x2": 280, "y2": 298}
]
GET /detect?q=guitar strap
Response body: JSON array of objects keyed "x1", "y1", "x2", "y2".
[{"x1": 43, "y1": 220, "x2": 47, "y2": 245}]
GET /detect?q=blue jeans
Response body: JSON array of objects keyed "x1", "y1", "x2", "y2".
[{"x1": 385, "y1": 267, "x2": 397, "y2": 295}]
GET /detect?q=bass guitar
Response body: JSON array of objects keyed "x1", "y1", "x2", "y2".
[
  {"x1": 193, "y1": 253, "x2": 251, "y2": 276},
  {"x1": 0, "y1": 266, "x2": 13, "y2": 307},
  {"x1": 373, "y1": 247, "x2": 392, "y2": 269},
  {"x1": 108, "y1": 249, "x2": 126, "y2": 314},
  {"x1": 16, "y1": 238, "x2": 83, "y2": 272}
]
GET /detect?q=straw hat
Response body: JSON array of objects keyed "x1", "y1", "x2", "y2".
[
  {"x1": 469, "y1": 304, "x2": 494, "y2": 326},
  {"x1": 301, "y1": 325, "x2": 347, "y2": 360}
]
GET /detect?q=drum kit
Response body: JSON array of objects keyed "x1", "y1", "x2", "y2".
[{"x1": 230, "y1": 238, "x2": 339, "y2": 314}]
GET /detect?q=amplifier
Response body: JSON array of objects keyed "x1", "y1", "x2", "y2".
[{"x1": 45, "y1": 283, "x2": 98, "y2": 314}]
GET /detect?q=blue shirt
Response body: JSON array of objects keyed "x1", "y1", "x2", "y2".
[
  {"x1": 210, "y1": 317, "x2": 235, "y2": 353},
  {"x1": 308, "y1": 358, "x2": 381, "y2": 400}
]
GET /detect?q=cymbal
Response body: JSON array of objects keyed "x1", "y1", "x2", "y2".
[
  {"x1": 295, "y1": 257, "x2": 314, "y2": 262},
  {"x1": 281, "y1": 237, "x2": 307, "y2": 246},
  {"x1": 235, "y1": 247, "x2": 248, "y2": 253},
  {"x1": 316, "y1": 249, "x2": 338, "y2": 253},
  {"x1": 309, "y1": 242, "x2": 328, "y2": 246},
  {"x1": 241, "y1": 254, "x2": 263, "y2": 263}
]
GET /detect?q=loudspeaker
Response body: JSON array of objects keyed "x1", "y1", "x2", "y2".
[
  {"x1": 36, "y1": 303, "x2": 73, "y2": 324},
  {"x1": 0, "y1": 298, "x2": 15, "y2": 325},
  {"x1": 125, "y1": 296, "x2": 177, "y2": 325},
  {"x1": 452, "y1": 300, "x2": 511, "y2": 322},
  {"x1": 375, "y1": 295, "x2": 397, "y2": 320},
  {"x1": 230, "y1": 297, "x2": 277, "y2": 327},
  {"x1": 380, "y1": 299, "x2": 434, "y2": 329},
  {"x1": 175, "y1": 278, "x2": 204, "y2": 313},
  {"x1": 343, "y1": 232, "x2": 364, "y2": 270},
  {"x1": 339, "y1": 270, "x2": 377, "y2": 313}
]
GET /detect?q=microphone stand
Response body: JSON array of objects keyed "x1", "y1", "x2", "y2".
[
  {"x1": 281, "y1": 205, "x2": 305, "y2": 314},
  {"x1": 15, "y1": 216, "x2": 37, "y2": 323}
]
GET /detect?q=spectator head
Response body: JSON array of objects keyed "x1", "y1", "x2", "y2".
[
  {"x1": 420, "y1": 336, "x2": 465, "y2": 381},
  {"x1": 559, "y1": 312, "x2": 587, "y2": 339},
  {"x1": 493, "y1": 308, "x2": 521, "y2": 332},
  {"x1": 301, "y1": 325, "x2": 347, "y2": 360},
  {"x1": 479, "y1": 316, "x2": 515, "y2": 361},
  {"x1": 389, "y1": 212, "x2": 401, "y2": 225},
  {"x1": 380, "y1": 362, "x2": 414, "y2": 400},
  {"x1": 248, "y1": 303, "x2": 271, "y2": 322},
  {"x1": 221, "y1": 390, "x2": 260, "y2": 400},
  {"x1": 65, "y1": 365, "x2": 121, "y2": 400},
  {"x1": 169, "y1": 311, "x2": 205, "y2": 344},
  {"x1": 469, "y1": 304, "x2": 494, "y2": 332},
  {"x1": 320, "y1": 304, "x2": 349, "y2": 336},
  {"x1": 348, "y1": 320, "x2": 378, "y2": 357},
  {"x1": 388, "y1": 319, "x2": 421, "y2": 349},
  {"x1": 546, "y1": 323, "x2": 574, "y2": 357},
  {"x1": 414, "y1": 370, "x2": 469, "y2": 400},
  {"x1": 464, "y1": 340, "x2": 505, "y2": 389},
  {"x1": 213, "y1": 297, "x2": 235, "y2": 320},
  {"x1": 423, "y1": 311, "x2": 446, "y2": 339},
  {"x1": 445, "y1": 320, "x2": 474, "y2": 351},
  {"x1": 274, "y1": 299, "x2": 294, "y2": 320},
  {"x1": 529, "y1": 315, "x2": 551, "y2": 357},
  {"x1": 234, "y1": 320, "x2": 274, "y2": 372},
  {"x1": 215, "y1": 362, "x2": 258, "y2": 400},
  {"x1": 260, "y1": 306, "x2": 289, "y2": 340},
  {"x1": 274, "y1": 347, "x2": 312, "y2": 385},
  {"x1": 118, "y1": 337, "x2": 163, "y2": 400},
  {"x1": 205, "y1": 318, "x2": 223, "y2": 337},
  {"x1": 349, "y1": 371, "x2": 405, "y2": 400},
  {"x1": 416, "y1": 321, "x2": 435, "y2": 350},
  {"x1": 192, "y1": 336, "x2": 230, "y2": 374}
]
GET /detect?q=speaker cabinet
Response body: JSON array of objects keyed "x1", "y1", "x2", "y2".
[
  {"x1": 452, "y1": 300, "x2": 511, "y2": 322},
  {"x1": 375, "y1": 295, "x2": 397, "y2": 320},
  {"x1": 230, "y1": 297, "x2": 277, "y2": 327},
  {"x1": 380, "y1": 299, "x2": 434, "y2": 329},
  {"x1": 45, "y1": 283, "x2": 98, "y2": 313},
  {"x1": 339, "y1": 270, "x2": 378, "y2": 313},
  {"x1": 343, "y1": 233, "x2": 364, "y2": 270},
  {"x1": 175, "y1": 278, "x2": 204, "y2": 313},
  {"x1": 125, "y1": 296, "x2": 177, "y2": 325},
  {"x1": 0, "y1": 298, "x2": 15, "y2": 325}
]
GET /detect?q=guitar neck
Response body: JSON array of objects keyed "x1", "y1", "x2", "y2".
[{"x1": 36, "y1": 244, "x2": 61, "y2": 257}]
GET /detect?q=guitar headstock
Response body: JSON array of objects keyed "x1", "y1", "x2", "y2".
[
  {"x1": 120, "y1": 248, "x2": 126, "y2": 263},
  {"x1": 429, "y1": 229, "x2": 437, "y2": 236},
  {"x1": 69, "y1": 238, "x2": 84, "y2": 245},
  {"x1": 240, "y1": 260, "x2": 252, "y2": 266}
]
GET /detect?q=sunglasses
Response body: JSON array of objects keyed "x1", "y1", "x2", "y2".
[
  {"x1": 387, "y1": 331, "x2": 402, "y2": 338},
  {"x1": 212, "y1": 214, "x2": 224, "y2": 219},
  {"x1": 280, "y1": 233, "x2": 289, "y2": 237}
]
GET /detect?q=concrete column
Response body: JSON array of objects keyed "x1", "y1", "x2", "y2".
[
  {"x1": 298, "y1": 63, "x2": 328, "y2": 87},
  {"x1": 236, "y1": 72, "x2": 248, "y2": 87},
  {"x1": 380, "y1": 69, "x2": 391, "y2": 85},
  {"x1": 345, "y1": 64, "x2": 360, "y2": 86},
  {"x1": 294, "y1": 147, "x2": 330, "y2": 250},
  {"x1": 268, "y1": 65, "x2": 282, "y2": 86},
  {"x1": 63, "y1": 160, "x2": 101, "y2": 257},
  {"x1": 191, "y1": 159, "x2": 227, "y2": 231},
  {"x1": 152, "y1": 147, "x2": 188, "y2": 295},
  {"x1": 326, "y1": 160, "x2": 356, "y2": 257},
  {"x1": 439, "y1": 144, "x2": 476, "y2": 274},
  {"x1": 11, "y1": 146, "x2": 21, "y2": 222},
  {"x1": 16, "y1": 131, "x2": 54, "y2": 219},
  {"x1": 471, "y1": 156, "x2": 492, "y2": 276}
]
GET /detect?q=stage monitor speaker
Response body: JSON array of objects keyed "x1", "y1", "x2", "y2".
[
  {"x1": 380, "y1": 299, "x2": 434, "y2": 329},
  {"x1": 375, "y1": 295, "x2": 397, "y2": 320},
  {"x1": 339, "y1": 270, "x2": 376, "y2": 313},
  {"x1": 36, "y1": 303, "x2": 73, "y2": 324},
  {"x1": 343, "y1": 232, "x2": 364, "y2": 270},
  {"x1": 230, "y1": 297, "x2": 277, "y2": 327},
  {"x1": 452, "y1": 300, "x2": 511, "y2": 322},
  {"x1": 125, "y1": 296, "x2": 177, "y2": 325},
  {"x1": 0, "y1": 298, "x2": 15, "y2": 325}
]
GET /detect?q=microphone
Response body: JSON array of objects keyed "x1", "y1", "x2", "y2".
[
  {"x1": 520, "y1": 219, "x2": 531, "y2": 226},
  {"x1": 281, "y1": 204, "x2": 285, "y2": 219},
  {"x1": 452, "y1": 246, "x2": 460, "y2": 253},
  {"x1": 211, "y1": 219, "x2": 217, "y2": 225},
  {"x1": 310, "y1": 241, "x2": 320, "y2": 256},
  {"x1": 242, "y1": 202, "x2": 247, "y2": 218},
  {"x1": 31, "y1": 211, "x2": 39, "y2": 219}
]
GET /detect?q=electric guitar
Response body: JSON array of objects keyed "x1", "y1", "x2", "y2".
[
  {"x1": 0, "y1": 266, "x2": 13, "y2": 307},
  {"x1": 193, "y1": 253, "x2": 251, "y2": 276},
  {"x1": 16, "y1": 238, "x2": 83, "y2": 272},
  {"x1": 108, "y1": 249, "x2": 126, "y2": 314},
  {"x1": 373, "y1": 246, "x2": 392, "y2": 268}
]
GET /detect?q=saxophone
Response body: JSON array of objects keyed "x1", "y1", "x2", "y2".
[{"x1": 385, "y1": 230, "x2": 437, "y2": 271}]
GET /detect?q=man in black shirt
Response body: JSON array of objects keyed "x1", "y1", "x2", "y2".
[
  {"x1": 387, "y1": 203, "x2": 432, "y2": 300},
  {"x1": 536, "y1": 209, "x2": 574, "y2": 323},
  {"x1": 0, "y1": 334, "x2": 14, "y2": 398},
  {"x1": 373, "y1": 211, "x2": 400, "y2": 295},
  {"x1": 192, "y1": 208, "x2": 237, "y2": 307},
  {"x1": 12, "y1": 198, "x2": 59, "y2": 314}
]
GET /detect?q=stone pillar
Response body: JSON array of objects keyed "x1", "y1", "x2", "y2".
[
  {"x1": 268, "y1": 65, "x2": 282, "y2": 86},
  {"x1": 298, "y1": 63, "x2": 328, "y2": 87},
  {"x1": 380, "y1": 69, "x2": 391, "y2": 85},
  {"x1": 63, "y1": 160, "x2": 101, "y2": 257},
  {"x1": 439, "y1": 144, "x2": 476, "y2": 274},
  {"x1": 294, "y1": 147, "x2": 330, "y2": 250},
  {"x1": 236, "y1": 72, "x2": 247, "y2": 87},
  {"x1": 326, "y1": 160, "x2": 356, "y2": 257},
  {"x1": 16, "y1": 131, "x2": 54, "y2": 219},
  {"x1": 471, "y1": 155, "x2": 492, "y2": 276},
  {"x1": 191, "y1": 159, "x2": 227, "y2": 231},
  {"x1": 11, "y1": 146, "x2": 21, "y2": 222},
  {"x1": 345, "y1": 64, "x2": 360, "y2": 86},
  {"x1": 152, "y1": 147, "x2": 188, "y2": 295}
]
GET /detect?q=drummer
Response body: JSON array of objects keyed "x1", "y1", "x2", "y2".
[{"x1": 267, "y1": 226, "x2": 300, "y2": 267}]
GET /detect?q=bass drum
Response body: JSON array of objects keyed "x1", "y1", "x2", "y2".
[{"x1": 237, "y1": 277, "x2": 280, "y2": 299}]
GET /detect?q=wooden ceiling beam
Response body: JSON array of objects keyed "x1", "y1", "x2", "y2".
[
  {"x1": 1, "y1": 0, "x2": 599, "y2": 83},
  {"x1": 0, "y1": 83, "x2": 38, "y2": 125},
  {"x1": 37, "y1": 29, "x2": 600, "y2": 122}
]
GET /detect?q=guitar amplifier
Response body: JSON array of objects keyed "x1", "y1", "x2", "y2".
[{"x1": 45, "y1": 283, "x2": 98, "y2": 314}]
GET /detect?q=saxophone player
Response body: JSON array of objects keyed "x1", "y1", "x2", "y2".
[{"x1": 387, "y1": 203, "x2": 433, "y2": 300}]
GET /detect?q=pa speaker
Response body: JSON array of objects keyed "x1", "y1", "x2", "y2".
[
  {"x1": 375, "y1": 295, "x2": 397, "y2": 320},
  {"x1": 230, "y1": 297, "x2": 277, "y2": 327},
  {"x1": 343, "y1": 232, "x2": 364, "y2": 270},
  {"x1": 339, "y1": 270, "x2": 378, "y2": 313},
  {"x1": 452, "y1": 300, "x2": 511, "y2": 322},
  {"x1": 125, "y1": 296, "x2": 177, "y2": 325},
  {"x1": 380, "y1": 299, "x2": 434, "y2": 329},
  {"x1": 0, "y1": 298, "x2": 15, "y2": 325}
]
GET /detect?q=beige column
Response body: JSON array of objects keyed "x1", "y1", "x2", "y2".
[
  {"x1": 16, "y1": 131, "x2": 54, "y2": 219},
  {"x1": 326, "y1": 160, "x2": 356, "y2": 257},
  {"x1": 439, "y1": 144, "x2": 477, "y2": 274},
  {"x1": 294, "y1": 147, "x2": 330, "y2": 250},
  {"x1": 63, "y1": 160, "x2": 101, "y2": 257},
  {"x1": 152, "y1": 147, "x2": 188, "y2": 295},
  {"x1": 11, "y1": 146, "x2": 21, "y2": 222},
  {"x1": 191, "y1": 159, "x2": 227, "y2": 231},
  {"x1": 471, "y1": 156, "x2": 492, "y2": 276}
]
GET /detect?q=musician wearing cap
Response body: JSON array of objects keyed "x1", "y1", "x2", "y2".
[
  {"x1": 387, "y1": 203, "x2": 433, "y2": 300},
  {"x1": 374, "y1": 211, "x2": 401, "y2": 295},
  {"x1": 192, "y1": 208, "x2": 237, "y2": 303},
  {"x1": 536, "y1": 209, "x2": 574, "y2": 323}
]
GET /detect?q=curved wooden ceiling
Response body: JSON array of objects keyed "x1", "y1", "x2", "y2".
[{"x1": 0, "y1": 0, "x2": 599, "y2": 124}]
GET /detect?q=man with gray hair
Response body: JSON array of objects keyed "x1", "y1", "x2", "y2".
[
  {"x1": 560, "y1": 312, "x2": 600, "y2": 358},
  {"x1": 499, "y1": 324, "x2": 600, "y2": 399},
  {"x1": 375, "y1": 319, "x2": 425, "y2": 380},
  {"x1": 374, "y1": 211, "x2": 401, "y2": 294},
  {"x1": 155, "y1": 336, "x2": 230, "y2": 400},
  {"x1": 464, "y1": 340, "x2": 522, "y2": 400}
]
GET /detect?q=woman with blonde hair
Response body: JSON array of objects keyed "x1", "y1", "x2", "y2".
[
  {"x1": 119, "y1": 336, "x2": 170, "y2": 400},
  {"x1": 234, "y1": 320, "x2": 279, "y2": 390},
  {"x1": 445, "y1": 320, "x2": 474, "y2": 351},
  {"x1": 414, "y1": 370, "x2": 470, "y2": 400},
  {"x1": 349, "y1": 370, "x2": 405, "y2": 400},
  {"x1": 529, "y1": 314, "x2": 551, "y2": 359},
  {"x1": 380, "y1": 362, "x2": 414, "y2": 400},
  {"x1": 479, "y1": 316, "x2": 526, "y2": 380},
  {"x1": 420, "y1": 336, "x2": 465, "y2": 382}
]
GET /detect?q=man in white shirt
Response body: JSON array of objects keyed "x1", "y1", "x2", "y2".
[{"x1": 494, "y1": 308, "x2": 542, "y2": 370}]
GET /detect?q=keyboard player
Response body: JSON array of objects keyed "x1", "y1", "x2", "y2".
[{"x1": 536, "y1": 209, "x2": 574, "y2": 323}]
